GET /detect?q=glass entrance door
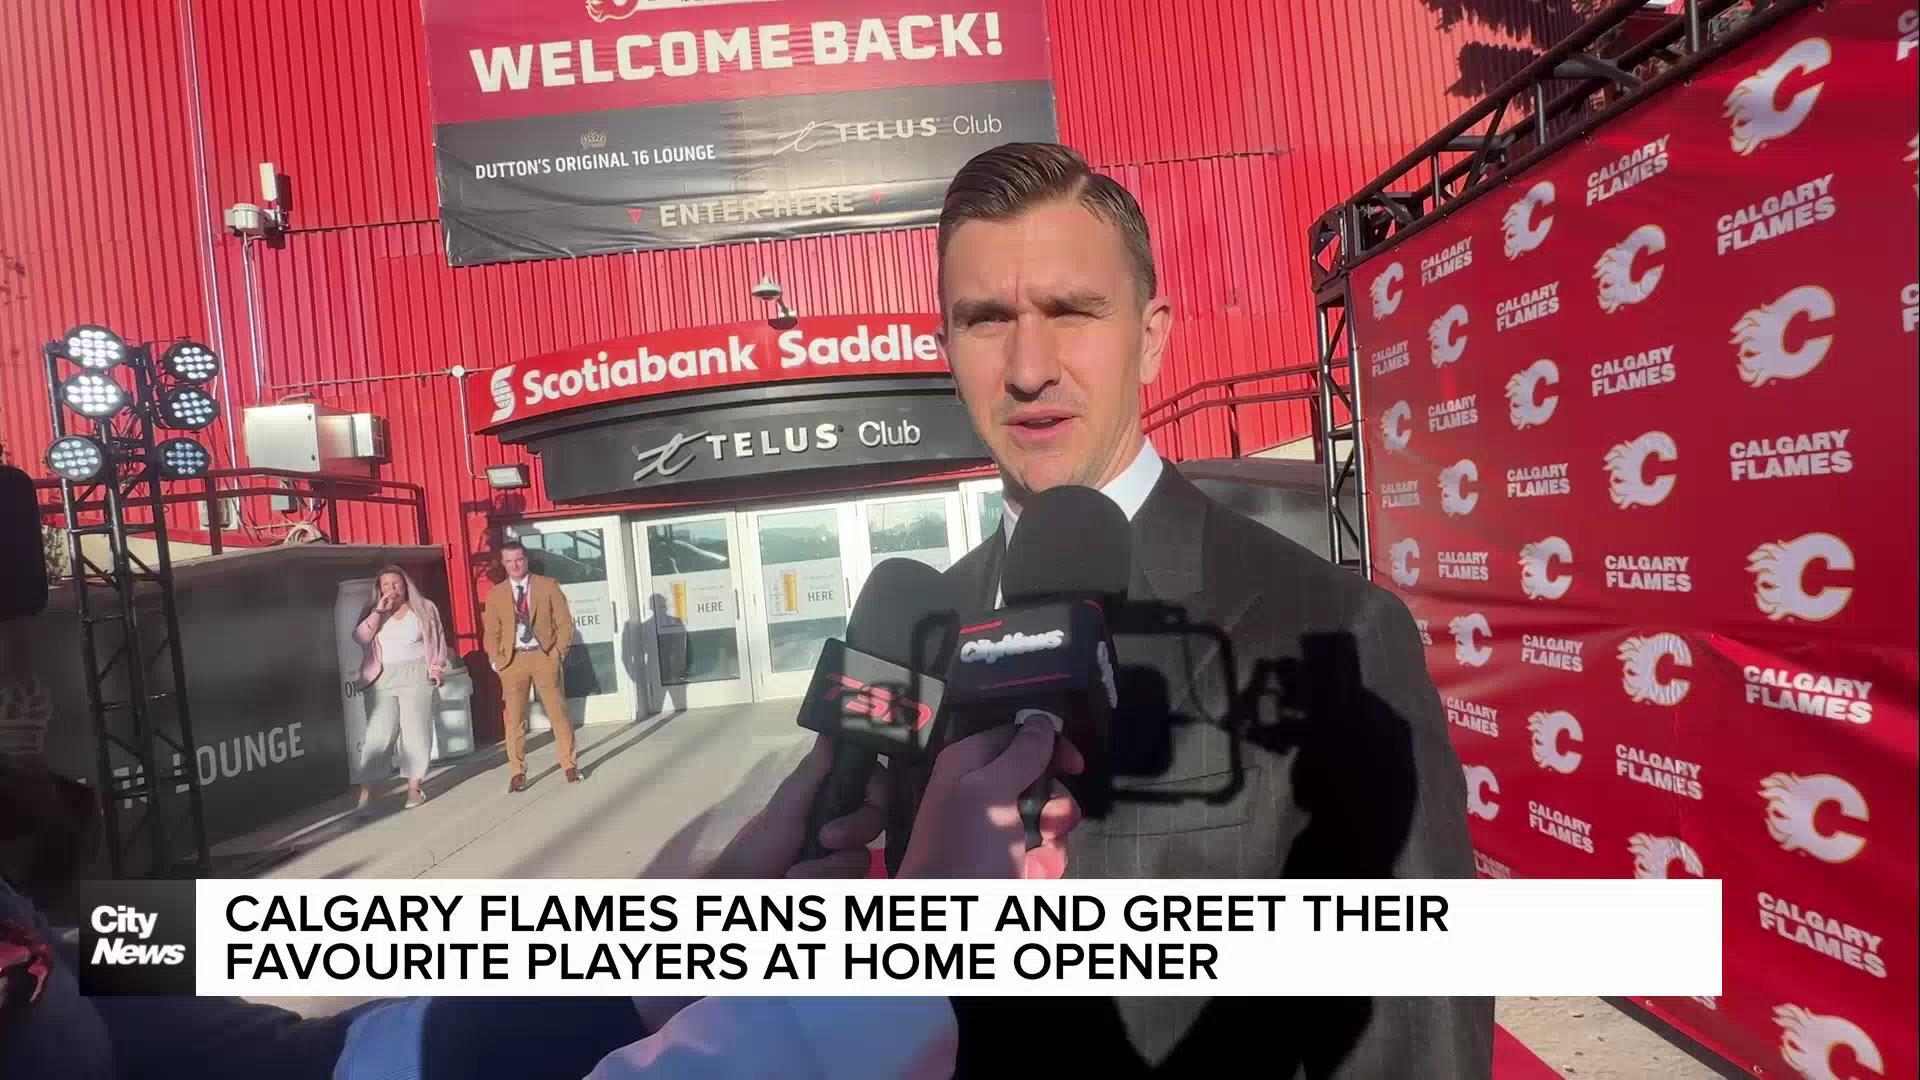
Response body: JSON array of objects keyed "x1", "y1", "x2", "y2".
[
  {"x1": 504, "y1": 516, "x2": 638, "y2": 727},
  {"x1": 631, "y1": 514, "x2": 754, "y2": 712},
  {"x1": 855, "y1": 492, "x2": 968, "y2": 576},
  {"x1": 742, "y1": 503, "x2": 857, "y2": 700}
]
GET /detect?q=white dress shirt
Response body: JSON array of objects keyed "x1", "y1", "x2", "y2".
[{"x1": 996, "y1": 439, "x2": 1162, "y2": 605}]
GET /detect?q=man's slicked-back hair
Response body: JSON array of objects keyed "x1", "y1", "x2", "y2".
[{"x1": 938, "y1": 142, "x2": 1157, "y2": 304}]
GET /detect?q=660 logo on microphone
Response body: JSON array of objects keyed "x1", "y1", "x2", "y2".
[{"x1": 76, "y1": 880, "x2": 197, "y2": 995}]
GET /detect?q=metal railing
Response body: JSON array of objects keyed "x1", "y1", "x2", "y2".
[
  {"x1": 34, "y1": 467, "x2": 431, "y2": 559},
  {"x1": 1140, "y1": 361, "x2": 1347, "y2": 457}
]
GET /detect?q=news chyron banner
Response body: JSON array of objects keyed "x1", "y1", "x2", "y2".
[
  {"x1": 421, "y1": 0, "x2": 1055, "y2": 265},
  {"x1": 1352, "y1": 1, "x2": 1918, "y2": 1076}
]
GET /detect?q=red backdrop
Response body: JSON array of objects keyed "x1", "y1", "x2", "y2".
[{"x1": 1353, "y1": 3, "x2": 1918, "y2": 1076}]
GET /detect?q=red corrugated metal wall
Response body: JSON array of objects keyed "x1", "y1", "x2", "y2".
[{"x1": 1, "y1": 0, "x2": 1580, "y2": 645}]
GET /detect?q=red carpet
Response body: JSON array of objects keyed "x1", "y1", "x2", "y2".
[{"x1": 1494, "y1": 1024, "x2": 1561, "y2": 1079}]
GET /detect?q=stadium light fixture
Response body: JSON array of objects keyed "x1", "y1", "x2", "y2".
[{"x1": 44, "y1": 434, "x2": 107, "y2": 481}]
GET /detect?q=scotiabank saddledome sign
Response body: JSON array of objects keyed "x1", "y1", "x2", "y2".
[{"x1": 470, "y1": 314, "x2": 946, "y2": 432}]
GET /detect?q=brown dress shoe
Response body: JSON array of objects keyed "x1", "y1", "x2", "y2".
[
  {"x1": 508, "y1": 773, "x2": 527, "y2": 794},
  {"x1": 565, "y1": 767, "x2": 584, "y2": 783}
]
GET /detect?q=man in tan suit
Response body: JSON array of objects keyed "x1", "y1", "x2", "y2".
[{"x1": 483, "y1": 540, "x2": 583, "y2": 792}]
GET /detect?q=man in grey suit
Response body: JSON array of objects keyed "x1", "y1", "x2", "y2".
[{"x1": 915, "y1": 142, "x2": 1492, "y2": 1077}]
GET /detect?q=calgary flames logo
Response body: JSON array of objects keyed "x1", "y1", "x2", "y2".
[
  {"x1": 1760, "y1": 772, "x2": 1868, "y2": 863},
  {"x1": 586, "y1": 0, "x2": 647, "y2": 22},
  {"x1": 1628, "y1": 833, "x2": 1703, "y2": 880},
  {"x1": 1389, "y1": 537, "x2": 1421, "y2": 588},
  {"x1": 1518, "y1": 536, "x2": 1573, "y2": 600},
  {"x1": 1748, "y1": 533, "x2": 1854, "y2": 622},
  {"x1": 1463, "y1": 764, "x2": 1500, "y2": 821},
  {"x1": 1428, "y1": 304, "x2": 1469, "y2": 367},
  {"x1": 1774, "y1": 1004, "x2": 1884, "y2": 1080},
  {"x1": 1724, "y1": 38, "x2": 1832, "y2": 156},
  {"x1": 1604, "y1": 431, "x2": 1679, "y2": 509},
  {"x1": 1527, "y1": 710, "x2": 1582, "y2": 774},
  {"x1": 1369, "y1": 262, "x2": 1405, "y2": 319},
  {"x1": 1732, "y1": 286, "x2": 1836, "y2": 387},
  {"x1": 1619, "y1": 633, "x2": 1692, "y2": 706},
  {"x1": 1438, "y1": 459, "x2": 1479, "y2": 516},
  {"x1": 1505, "y1": 358, "x2": 1560, "y2": 429},
  {"x1": 488, "y1": 366, "x2": 518, "y2": 423},
  {"x1": 1449, "y1": 613, "x2": 1492, "y2": 668},
  {"x1": 1502, "y1": 180, "x2": 1555, "y2": 258},
  {"x1": 1594, "y1": 224, "x2": 1666, "y2": 313},
  {"x1": 1381, "y1": 400, "x2": 1412, "y2": 452}
]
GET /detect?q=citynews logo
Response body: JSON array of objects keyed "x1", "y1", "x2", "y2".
[
  {"x1": 77, "y1": 881, "x2": 196, "y2": 995},
  {"x1": 1724, "y1": 38, "x2": 1831, "y2": 156},
  {"x1": 825, "y1": 675, "x2": 932, "y2": 731},
  {"x1": 958, "y1": 629, "x2": 1065, "y2": 664},
  {"x1": 1748, "y1": 533, "x2": 1854, "y2": 622},
  {"x1": 1732, "y1": 285, "x2": 1835, "y2": 387}
]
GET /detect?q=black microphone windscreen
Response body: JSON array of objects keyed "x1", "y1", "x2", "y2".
[
  {"x1": 1001, "y1": 485, "x2": 1132, "y2": 603},
  {"x1": 845, "y1": 557, "x2": 957, "y2": 672}
]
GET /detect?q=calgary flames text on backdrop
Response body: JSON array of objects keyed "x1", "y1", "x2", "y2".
[
  {"x1": 1389, "y1": 537, "x2": 1421, "y2": 587},
  {"x1": 1370, "y1": 339, "x2": 1411, "y2": 377},
  {"x1": 1758, "y1": 892, "x2": 1887, "y2": 980},
  {"x1": 1518, "y1": 537, "x2": 1573, "y2": 600},
  {"x1": 1729, "y1": 428, "x2": 1852, "y2": 481},
  {"x1": 1381, "y1": 400, "x2": 1412, "y2": 451},
  {"x1": 1505, "y1": 359, "x2": 1560, "y2": 429},
  {"x1": 1528, "y1": 800, "x2": 1594, "y2": 854},
  {"x1": 1420, "y1": 237, "x2": 1472, "y2": 285},
  {"x1": 1428, "y1": 304, "x2": 1469, "y2": 367},
  {"x1": 1462, "y1": 765, "x2": 1500, "y2": 820},
  {"x1": 1744, "y1": 665, "x2": 1874, "y2": 725},
  {"x1": 1773, "y1": 1005, "x2": 1883, "y2": 1080},
  {"x1": 1716, "y1": 173, "x2": 1837, "y2": 255},
  {"x1": 1594, "y1": 224, "x2": 1666, "y2": 313},
  {"x1": 1444, "y1": 695, "x2": 1499, "y2": 738},
  {"x1": 1474, "y1": 852, "x2": 1514, "y2": 879},
  {"x1": 1733, "y1": 285, "x2": 1835, "y2": 387},
  {"x1": 1521, "y1": 634, "x2": 1583, "y2": 673},
  {"x1": 1587, "y1": 135, "x2": 1671, "y2": 205},
  {"x1": 1760, "y1": 772, "x2": 1868, "y2": 863},
  {"x1": 1436, "y1": 549, "x2": 1489, "y2": 582},
  {"x1": 1502, "y1": 180, "x2": 1554, "y2": 258},
  {"x1": 1629, "y1": 834, "x2": 1703, "y2": 880},
  {"x1": 1604, "y1": 431, "x2": 1679, "y2": 509},
  {"x1": 1748, "y1": 532, "x2": 1854, "y2": 622},
  {"x1": 1379, "y1": 478, "x2": 1421, "y2": 509},
  {"x1": 1619, "y1": 633, "x2": 1693, "y2": 706},
  {"x1": 1527, "y1": 710, "x2": 1583, "y2": 773},
  {"x1": 1604, "y1": 553, "x2": 1691, "y2": 593},
  {"x1": 1496, "y1": 281, "x2": 1560, "y2": 331},
  {"x1": 1902, "y1": 7, "x2": 1919, "y2": 59},
  {"x1": 1427, "y1": 395, "x2": 1478, "y2": 433},
  {"x1": 1724, "y1": 38, "x2": 1831, "y2": 156},
  {"x1": 1904, "y1": 281, "x2": 1918, "y2": 333},
  {"x1": 1438, "y1": 460, "x2": 1479, "y2": 515},
  {"x1": 1616, "y1": 744, "x2": 1704, "y2": 801},
  {"x1": 1369, "y1": 262, "x2": 1405, "y2": 319},
  {"x1": 1449, "y1": 613, "x2": 1492, "y2": 667},
  {"x1": 1506, "y1": 462, "x2": 1570, "y2": 499},
  {"x1": 1591, "y1": 344, "x2": 1677, "y2": 398}
]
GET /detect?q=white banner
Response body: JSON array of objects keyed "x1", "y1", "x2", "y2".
[{"x1": 196, "y1": 879, "x2": 1721, "y2": 998}]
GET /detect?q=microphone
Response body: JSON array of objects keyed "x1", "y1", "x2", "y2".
[
  {"x1": 794, "y1": 557, "x2": 957, "y2": 863},
  {"x1": 942, "y1": 485, "x2": 1130, "y2": 848}
]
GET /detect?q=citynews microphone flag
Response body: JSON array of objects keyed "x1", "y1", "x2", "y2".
[{"x1": 78, "y1": 878, "x2": 1721, "y2": 998}]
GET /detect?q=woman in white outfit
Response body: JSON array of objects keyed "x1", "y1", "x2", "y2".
[{"x1": 351, "y1": 567, "x2": 448, "y2": 810}]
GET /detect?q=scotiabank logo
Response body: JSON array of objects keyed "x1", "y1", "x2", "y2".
[
  {"x1": 958, "y1": 629, "x2": 1065, "y2": 664},
  {"x1": 825, "y1": 675, "x2": 933, "y2": 731},
  {"x1": 1518, "y1": 537, "x2": 1573, "y2": 600},
  {"x1": 1733, "y1": 286, "x2": 1836, "y2": 387},
  {"x1": 489, "y1": 366, "x2": 518, "y2": 423},
  {"x1": 1381, "y1": 400, "x2": 1412, "y2": 452},
  {"x1": 1370, "y1": 262, "x2": 1405, "y2": 319},
  {"x1": 1748, "y1": 533, "x2": 1854, "y2": 622},
  {"x1": 1502, "y1": 180, "x2": 1555, "y2": 258},
  {"x1": 1594, "y1": 225, "x2": 1665, "y2": 313},
  {"x1": 1774, "y1": 1004, "x2": 1884, "y2": 1080},
  {"x1": 1389, "y1": 537, "x2": 1420, "y2": 588},
  {"x1": 1463, "y1": 764, "x2": 1500, "y2": 821},
  {"x1": 1428, "y1": 304, "x2": 1469, "y2": 367},
  {"x1": 1604, "y1": 431, "x2": 1678, "y2": 508},
  {"x1": 1619, "y1": 633, "x2": 1692, "y2": 706},
  {"x1": 1725, "y1": 39, "x2": 1832, "y2": 156},
  {"x1": 1505, "y1": 359, "x2": 1559, "y2": 429},
  {"x1": 1528, "y1": 710, "x2": 1582, "y2": 774},
  {"x1": 1628, "y1": 833, "x2": 1703, "y2": 880},
  {"x1": 1761, "y1": 772, "x2": 1868, "y2": 863}
]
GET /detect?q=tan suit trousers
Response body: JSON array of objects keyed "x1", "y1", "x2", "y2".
[{"x1": 500, "y1": 648, "x2": 577, "y2": 776}]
